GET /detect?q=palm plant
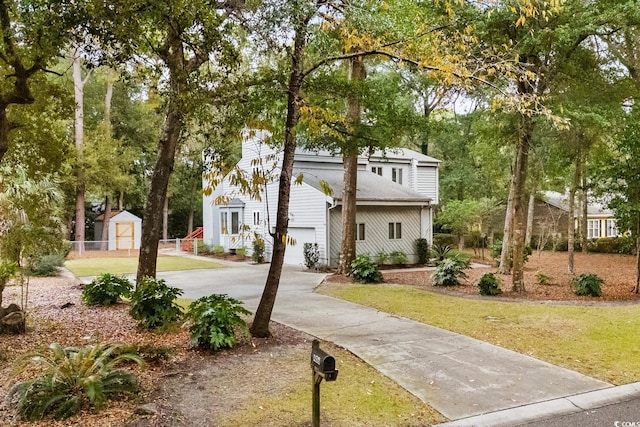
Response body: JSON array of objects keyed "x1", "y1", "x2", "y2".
[{"x1": 12, "y1": 343, "x2": 144, "y2": 420}]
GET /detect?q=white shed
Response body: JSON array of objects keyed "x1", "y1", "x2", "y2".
[{"x1": 94, "y1": 210, "x2": 142, "y2": 251}]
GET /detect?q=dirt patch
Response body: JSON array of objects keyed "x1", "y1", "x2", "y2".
[
  {"x1": 0, "y1": 274, "x2": 313, "y2": 427},
  {"x1": 367, "y1": 251, "x2": 640, "y2": 303}
]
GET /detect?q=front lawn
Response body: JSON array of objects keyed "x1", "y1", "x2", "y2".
[
  {"x1": 319, "y1": 282, "x2": 640, "y2": 385},
  {"x1": 65, "y1": 256, "x2": 224, "y2": 276}
]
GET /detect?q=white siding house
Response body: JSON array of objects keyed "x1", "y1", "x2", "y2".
[{"x1": 202, "y1": 133, "x2": 440, "y2": 266}]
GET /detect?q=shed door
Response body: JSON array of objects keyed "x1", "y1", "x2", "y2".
[
  {"x1": 116, "y1": 222, "x2": 134, "y2": 250},
  {"x1": 284, "y1": 227, "x2": 316, "y2": 266}
]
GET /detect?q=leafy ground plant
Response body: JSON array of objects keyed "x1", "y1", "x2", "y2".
[
  {"x1": 82, "y1": 273, "x2": 133, "y2": 306},
  {"x1": 431, "y1": 258, "x2": 467, "y2": 286},
  {"x1": 11, "y1": 343, "x2": 143, "y2": 420},
  {"x1": 185, "y1": 294, "x2": 251, "y2": 350},
  {"x1": 130, "y1": 277, "x2": 183, "y2": 329},
  {"x1": 477, "y1": 273, "x2": 502, "y2": 296},
  {"x1": 571, "y1": 273, "x2": 603, "y2": 297},
  {"x1": 351, "y1": 254, "x2": 383, "y2": 284}
]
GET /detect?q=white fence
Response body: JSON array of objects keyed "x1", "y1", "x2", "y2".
[{"x1": 69, "y1": 239, "x2": 206, "y2": 257}]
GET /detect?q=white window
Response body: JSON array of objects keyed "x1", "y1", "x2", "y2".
[
  {"x1": 389, "y1": 222, "x2": 402, "y2": 239},
  {"x1": 371, "y1": 166, "x2": 382, "y2": 176},
  {"x1": 605, "y1": 219, "x2": 618, "y2": 237},
  {"x1": 220, "y1": 212, "x2": 228, "y2": 235},
  {"x1": 253, "y1": 210, "x2": 261, "y2": 226},
  {"x1": 356, "y1": 223, "x2": 365, "y2": 241},
  {"x1": 587, "y1": 219, "x2": 600, "y2": 239},
  {"x1": 392, "y1": 168, "x2": 403, "y2": 184}
]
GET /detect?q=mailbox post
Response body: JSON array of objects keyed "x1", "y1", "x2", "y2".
[{"x1": 311, "y1": 339, "x2": 338, "y2": 427}]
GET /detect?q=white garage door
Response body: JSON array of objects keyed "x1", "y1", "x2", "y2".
[{"x1": 284, "y1": 227, "x2": 316, "y2": 266}]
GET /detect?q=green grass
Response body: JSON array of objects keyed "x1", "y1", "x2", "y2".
[
  {"x1": 65, "y1": 256, "x2": 224, "y2": 277},
  {"x1": 217, "y1": 343, "x2": 445, "y2": 426},
  {"x1": 319, "y1": 283, "x2": 640, "y2": 385}
]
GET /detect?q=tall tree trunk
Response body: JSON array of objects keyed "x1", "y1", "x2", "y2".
[
  {"x1": 136, "y1": 101, "x2": 182, "y2": 282},
  {"x1": 337, "y1": 55, "x2": 365, "y2": 275},
  {"x1": 567, "y1": 187, "x2": 576, "y2": 275},
  {"x1": 101, "y1": 196, "x2": 111, "y2": 250},
  {"x1": 72, "y1": 49, "x2": 90, "y2": 251},
  {"x1": 510, "y1": 113, "x2": 532, "y2": 293},
  {"x1": 118, "y1": 192, "x2": 124, "y2": 211},
  {"x1": 162, "y1": 196, "x2": 169, "y2": 241},
  {"x1": 525, "y1": 192, "x2": 535, "y2": 247},
  {"x1": 250, "y1": 14, "x2": 310, "y2": 338},
  {"x1": 498, "y1": 167, "x2": 516, "y2": 274},
  {"x1": 580, "y1": 156, "x2": 588, "y2": 252}
]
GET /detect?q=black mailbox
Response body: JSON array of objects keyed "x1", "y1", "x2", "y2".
[{"x1": 311, "y1": 340, "x2": 338, "y2": 381}]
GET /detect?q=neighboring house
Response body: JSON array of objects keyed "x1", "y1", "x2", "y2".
[
  {"x1": 202, "y1": 133, "x2": 440, "y2": 266},
  {"x1": 529, "y1": 191, "x2": 620, "y2": 240},
  {"x1": 94, "y1": 210, "x2": 142, "y2": 250}
]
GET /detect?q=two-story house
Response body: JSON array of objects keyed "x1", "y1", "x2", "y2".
[{"x1": 202, "y1": 132, "x2": 440, "y2": 266}]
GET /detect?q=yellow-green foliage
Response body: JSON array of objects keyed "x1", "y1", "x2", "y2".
[{"x1": 321, "y1": 283, "x2": 640, "y2": 385}]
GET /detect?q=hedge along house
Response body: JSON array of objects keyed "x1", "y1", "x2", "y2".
[
  {"x1": 94, "y1": 210, "x2": 142, "y2": 251},
  {"x1": 202, "y1": 132, "x2": 440, "y2": 267}
]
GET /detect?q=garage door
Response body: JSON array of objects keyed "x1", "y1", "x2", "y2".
[{"x1": 284, "y1": 227, "x2": 316, "y2": 266}]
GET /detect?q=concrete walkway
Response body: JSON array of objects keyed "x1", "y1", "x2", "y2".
[{"x1": 95, "y1": 256, "x2": 638, "y2": 425}]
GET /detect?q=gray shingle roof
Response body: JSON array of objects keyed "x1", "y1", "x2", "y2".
[{"x1": 293, "y1": 167, "x2": 431, "y2": 204}]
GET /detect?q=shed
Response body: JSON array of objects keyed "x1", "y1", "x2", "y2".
[{"x1": 94, "y1": 210, "x2": 142, "y2": 250}]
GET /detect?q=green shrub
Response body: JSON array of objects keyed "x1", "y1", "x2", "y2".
[
  {"x1": 431, "y1": 258, "x2": 467, "y2": 286},
  {"x1": 130, "y1": 277, "x2": 183, "y2": 329},
  {"x1": 82, "y1": 273, "x2": 133, "y2": 306},
  {"x1": 196, "y1": 240, "x2": 211, "y2": 254},
  {"x1": 28, "y1": 254, "x2": 65, "y2": 277},
  {"x1": 477, "y1": 273, "x2": 502, "y2": 296},
  {"x1": 213, "y1": 245, "x2": 224, "y2": 254},
  {"x1": 235, "y1": 246, "x2": 247, "y2": 257},
  {"x1": 571, "y1": 273, "x2": 603, "y2": 297},
  {"x1": 390, "y1": 250, "x2": 408, "y2": 265},
  {"x1": 351, "y1": 254, "x2": 383, "y2": 284},
  {"x1": 535, "y1": 270, "x2": 552, "y2": 286},
  {"x1": 185, "y1": 294, "x2": 251, "y2": 350},
  {"x1": 415, "y1": 238, "x2": 430, "y2": 265},
  {"x1": 252, "y1": 235, "x2": 265, "y2": 263},
  {"x1": 433, "y1": 233, "x2": 457, "y2": 247},
  {"x1": 12, "y1": 343, "x2": 143, "y2": 420},
  {"x1": 431, "y1": 244, "x2": 452, "y2": 263},
  {"x1": 447, "y1": 250, "x2": 471, "y2": 268},
  {"x1": 303, "y1": 243, "x2": 320, "y2": 270},
  {"x1": 375, "y1": 251, "x2": 389, "y2": 265},
  {"x1": 586, "y1": 236, "x2": 636, "y2": 255}
]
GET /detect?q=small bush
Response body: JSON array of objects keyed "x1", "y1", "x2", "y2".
[
  {"x1": 28, "y1": 254, "x2": 65, "y2": 277},
  {"x1": 431, "y1": 258, "x2": 467, "y2": 286},
  {"x1": 390, "y1": 250, "x2": 408, "y2": 265},
  {"x1": 252, "y1": 235, "x2": 265, "y2": 263},
  {"x1": 433, "y1": 233, "x2": 457, "y2": 247},
  {"x1": 586, "y1": 236, "x2": 636, "y2": 255},
  {"x1": 477, "y1": 273, "x2": 502, "y2": 296},
  {"x1": 235, "y1": 246, "x2": 247, "y2": 257},
  {"x1": 447, "y1": 250, "x2": 471, "y2": 268},
  {"x1": 213, "y1": 245, "x2": 224, "y2": 254},
  {"x1": 12, "y1": 343, "x2": 143, "y2": 420},
  {"x1": 415, "y1": 238, "x2": 430, "y2": 265},
  {"x1": 130, "y1": 277, "x2": 183, "y2": 329},
  {"x1": 571, "y1": 273, "x2": 603, "y2": 297},
  {"x1": 303, "y1": 243, "x2": 320, "y2": 270},
  {"x1": 82, "y1": 273, "x2": 133, "y2": 306},
  {"x1": 375, "y1": 251, "x2": 389, "y2": 265},
  {"x1": 431, "y1": 244, "x2": 452, "y2": 263},
  {"x1": 185, "y1": 294, "x2": 252, "y2": 350},
  {"x1": 351, "y1": 254, "x2": 383, "y2": 284},
  {"x1": 196, "y1": 241, "x2": 211, "y2": 254},
  {"x1": 535, "y1": 270, "x2": 552, "y2": 286}
]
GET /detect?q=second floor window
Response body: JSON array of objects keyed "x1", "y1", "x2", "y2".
[
  {"x1": 371, "y1": 166, "x2": 382, "y2": 176},
  {"x1": 392, "y1": 168, "x2": 403, "y2": 184},
  {"x1": 253, "y1": 210, "x2": 260, "y2": 225}
]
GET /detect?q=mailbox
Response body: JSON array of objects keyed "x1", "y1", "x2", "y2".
[{"x1": 311, "y1": 340, "x2": 338, "y2": 381}]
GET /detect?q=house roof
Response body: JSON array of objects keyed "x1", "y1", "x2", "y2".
[
  {"x1": 293, "y1": 146, "x2": 440, "y2": 166},
  {"x1": 293, "y1": 167, "x2": 431, "y2": 206},
  {"x1": 95, "y1": 210, "x2": 141, "y2": 222},
  {"x1": 539, "y1": 191, "x2": 615, "y2": 218}
]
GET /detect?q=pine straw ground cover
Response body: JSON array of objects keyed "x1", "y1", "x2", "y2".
[{"x1": 0, "y1": 271, "x2": 442, "y2": 427}]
